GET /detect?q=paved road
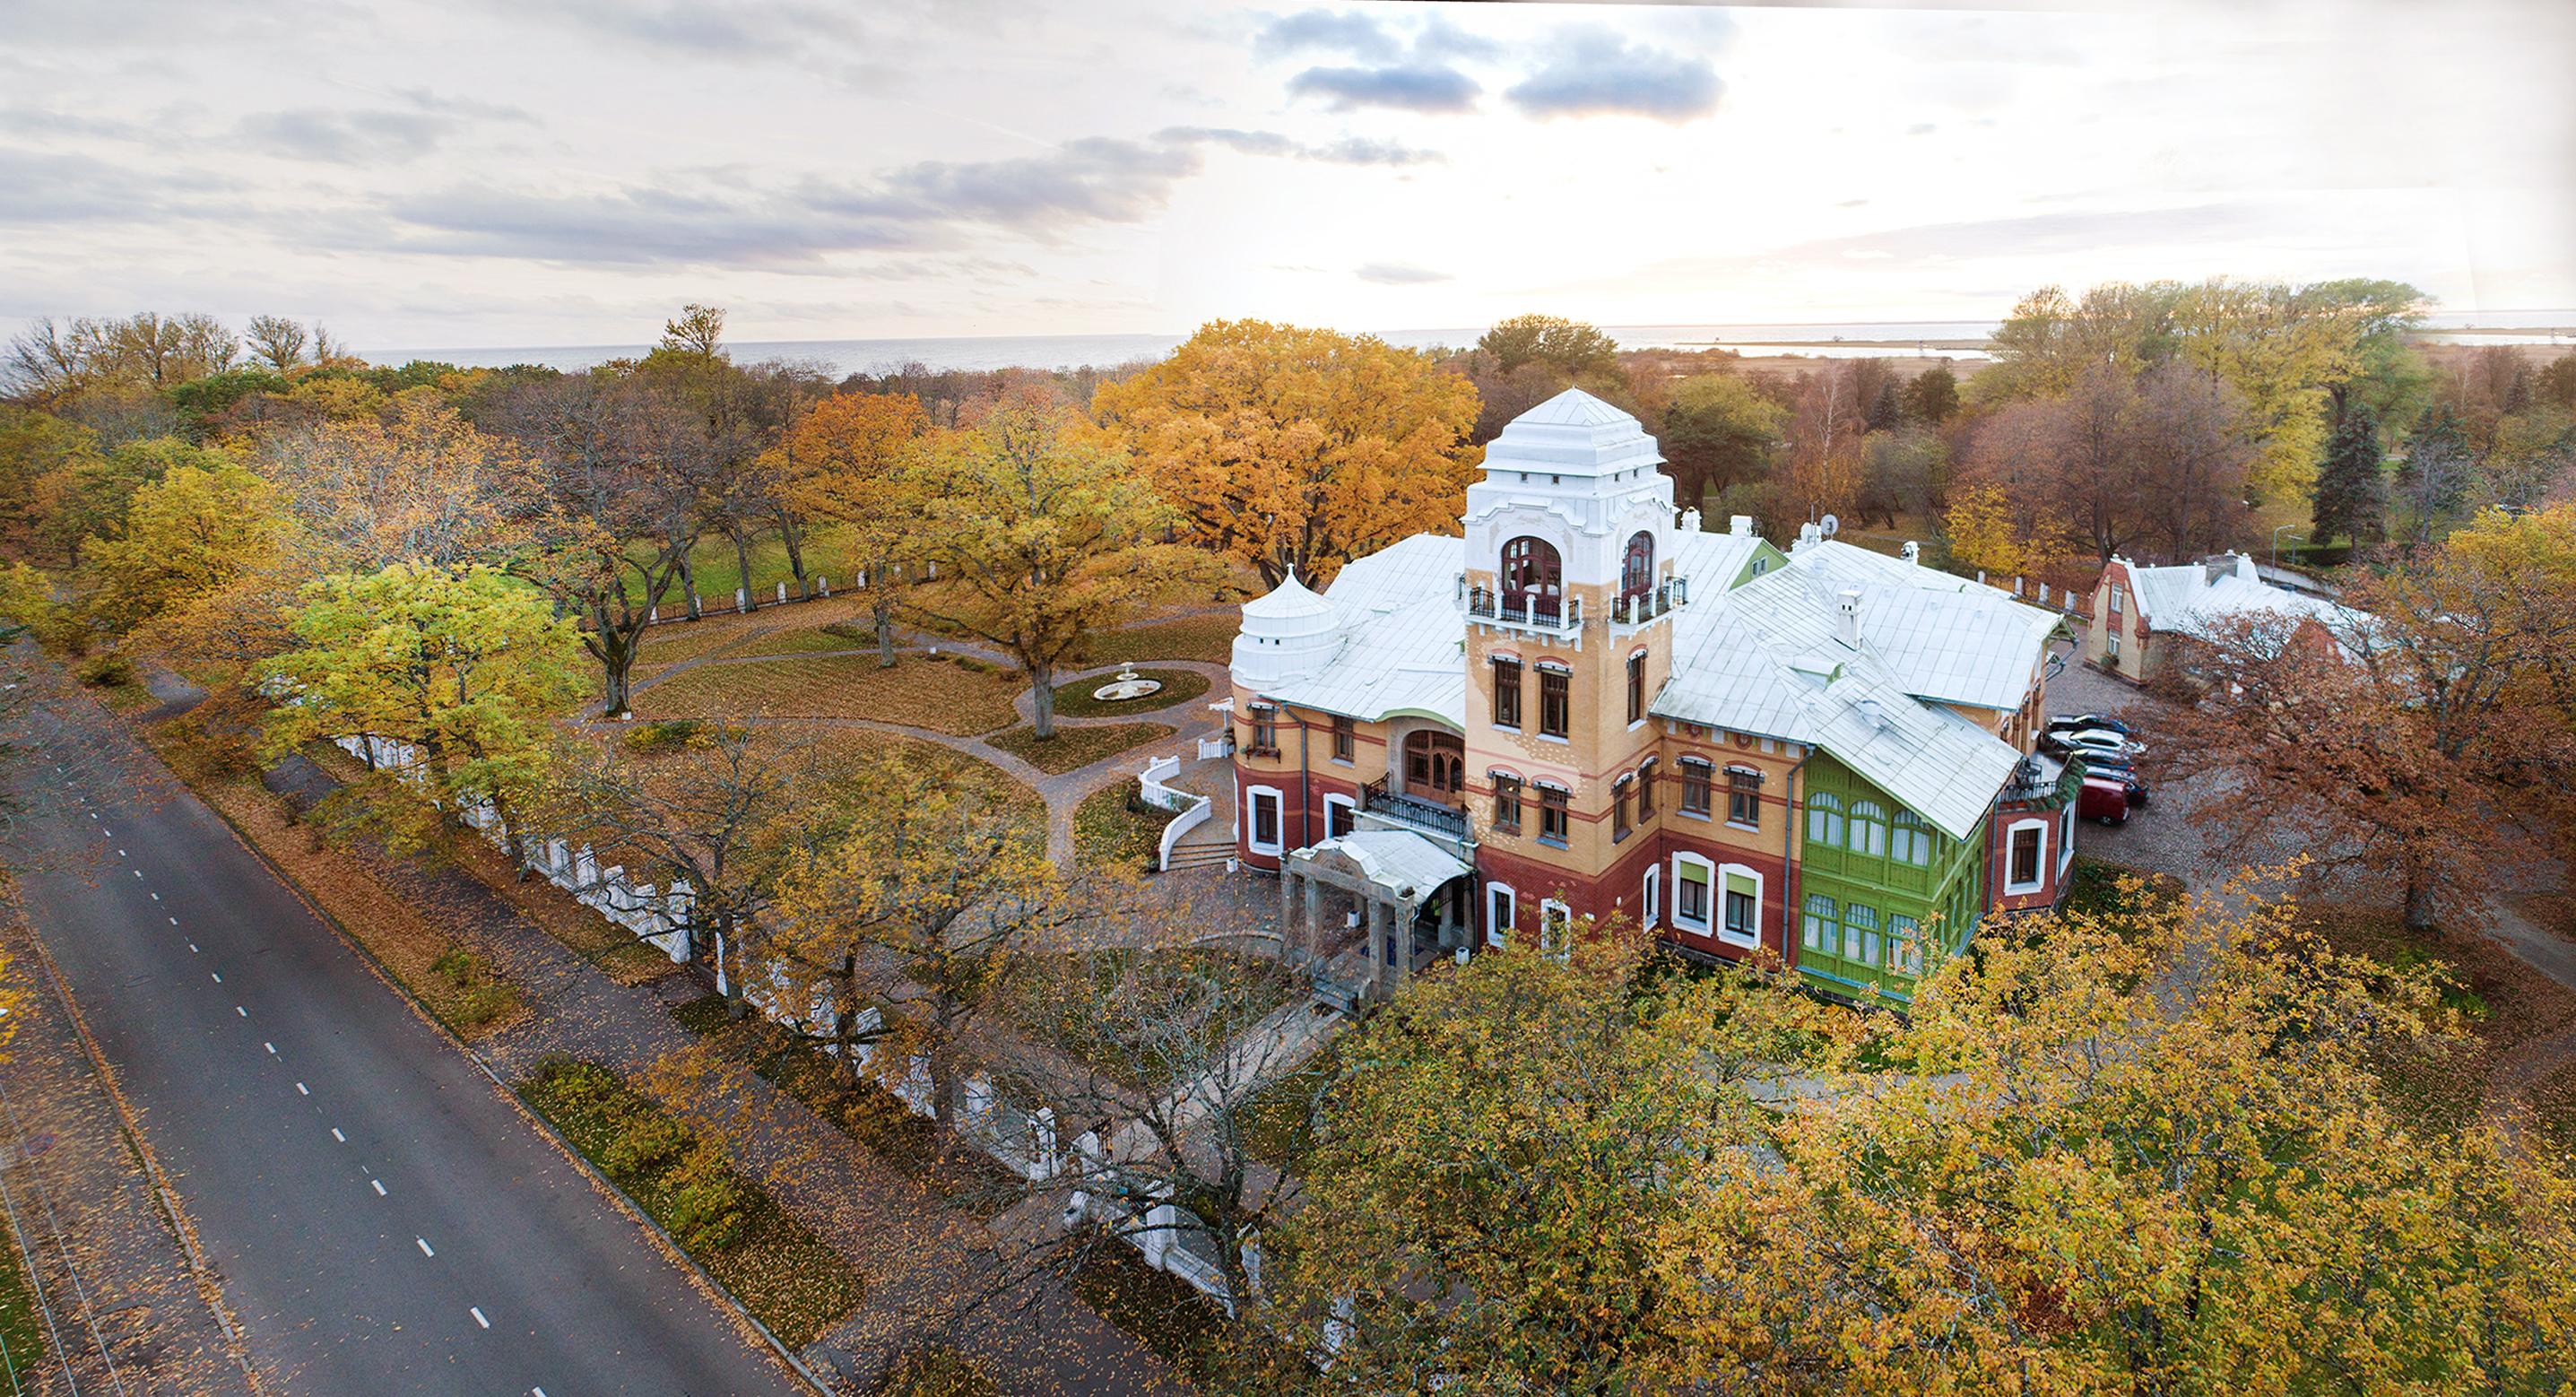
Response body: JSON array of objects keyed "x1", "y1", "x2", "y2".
[{"x1": 4, "y1": 692, "x2": 808, "y2": 1396}]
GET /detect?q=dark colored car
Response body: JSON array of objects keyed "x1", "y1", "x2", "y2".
[
  {"x1": 2074, "y1": 753, "x2": 2149, "y2": 805},
  {"x1": 2078, "y1": 775, "x2": 2130, "y2": 824},
  {"x1": 2048, "y1": 713, "x2": 2135, "y2": 737}
]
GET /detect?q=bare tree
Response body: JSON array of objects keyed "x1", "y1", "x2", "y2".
[
  {"x1": 244, "y1": 315, "x2": 310, "y2": 372},
  {"x1": 2126, "y1": 365, "x2": 2253, "y2": 560}
]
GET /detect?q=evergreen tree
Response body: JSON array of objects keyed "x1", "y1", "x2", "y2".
[
  {"x1": 1899, "y1": 363, "x2": 1959, "y2": 422},
  {"x1": 2311, "y1": 403, "x2": 2387, "y2": 547},
  {"x1": 1864, "y1": 377, "x2": 1903, "y2": 433}
]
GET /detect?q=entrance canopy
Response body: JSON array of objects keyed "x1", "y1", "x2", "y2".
[{"x1": 1288, "y1": 829, "x2": 1470, "y2": 909}]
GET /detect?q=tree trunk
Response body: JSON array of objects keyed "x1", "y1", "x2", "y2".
[
  {"x1": 833, "y1": 953, "x2": 863, "y2": 1094},
  {"x1": 679, "y1": 555, "x2": 704, "y2": 620},
  {"x1": 873, "y1": 597, "x2": 898, "y2": 669},
  {"x1": 2404, "y1": 873, "x2": 2439, "y2": 934},
  {"x1": 600, "y1": 629, "x2": 636, "y2": 718},
  {"x1": 776, "y1": 509, "x2": 807, "y2": 583},
  {"x1": 1029, "y1": 661, "x2": 1057, "y2": 740},
  {"x1": 730, "y1": 529, "x2": 755, "y2": 610}
]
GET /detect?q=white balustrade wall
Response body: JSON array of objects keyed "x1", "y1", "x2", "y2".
[{"x1": 1137, "y1": 755, "x2": 1214, "y2": 874}]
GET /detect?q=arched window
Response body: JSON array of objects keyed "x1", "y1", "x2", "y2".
[
  {"x1": 1621, "y1": 531, "x2": 1655, "y2": 600},
  {"x1": 1806, "y1": 791, "x2": 1843, "y2": 846},
  {"x1": 1891, "y1": 810, "x2": 1936, "y2": 865},
  {"x1": 1848, "y1": 800, "x2": 1887, "y2": 856},
  {"x1": 1501, "y1": 536, "x2": 1561, "y2": 603}
]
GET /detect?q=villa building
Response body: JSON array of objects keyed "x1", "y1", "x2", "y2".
[
  {"x1": 1226, "y1": 390, "x2": 2076, "y2": 1009},
  {"x1": 2083, "y1": 552, "x2": 2356, "y2": 683}
]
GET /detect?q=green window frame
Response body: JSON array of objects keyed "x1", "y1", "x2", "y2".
[
  {"x1": 1891, "y1": 810, "x2": 1935, "y2": 865},
  {"x1": 1807, "y1": 791, "x2": 1843, "y2": 846},
  {"x1": 1841, "y1": 903, "x2": 1878, "y2": 965},
  {"x1": 1677, "y1": 860, "x2": 1712, "y2": 927},
  {"x1": 1889, "y1": 914, "x2": 1922, "y2": 975},
  {"x1": 1801, "y1": 893, "x2": 1835, "y2": 952},
  {"x1": 1849, "y1": 800, "x2": 1887, "y2": 856},
  {"x1": 1722, "y1": 872, "x2": 1757, "y2": 941}
]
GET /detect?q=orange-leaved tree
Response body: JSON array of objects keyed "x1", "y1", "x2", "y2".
[
  {"x1": 776, "y1": 391, "x2": 928, "y2": 666},
  {"x1": 1090, "y1": 319, "x2": 1480, "y2": 589}
]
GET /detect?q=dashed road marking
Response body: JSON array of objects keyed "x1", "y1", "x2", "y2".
[
  {"x1": 188, "y1": 943, "x2": 199, "y2": 953},
  {"x1": 295, "y1": 1082, "x2": 309, "y2": 1096},
  {"x1": 416, "y1": 1236, "x2": 435, "y2": 1258},
  {"x1": 331, "y1": 1128, "x2": 346, "y2": 1142},
  {"x1": 133, "y1": 870, "x2": 143, "y2": 879},
  {"x1": 150, "y1": 891, "x2": 159, "y2": 901},
  {"x1": 235, "y1": 1006, "x2": 247, "y2": 1018},
  {"x1": 371, "y1": 1179, "x2": 386, "y2": 1196},
  {"x1": 117, "y1": 848, "x2": 126, "y2": 856},
  {"x1": 264, "y1": 1042, "x2": 276, "y2": 1054},
  {"x1": 169, "y1": 916, "x2": 178, "y2": 925},
  {"x1": 470, "y1": 1306, "x2": 489, "y2": 1330},
  {"x1": 211, "y1": 972, "x2": 221, "y2": 984}
]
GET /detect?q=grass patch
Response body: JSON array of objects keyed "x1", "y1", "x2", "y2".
[
  {"x1": 637, "y1": 653, "x2": 1025, "y2": 735},
  {"x1": 518, "y1": 1058, "x2": 863, "y2": 1347},
  {"x1": 1010, "y1": 949, "x2": 1300, "y2": 1093},
  {"x1": 730, "y1": 626, "x2": 872, "y2": 659},
  {"x1": 0, "y1": 1207, "x2": 48, "y2": 1377},
  {"x1": 1079, "y1": 614, "x2": 1240, "y2": 666},
  {"x1": 2061, "y1": 855, "x2": 2184, "y2": 921},
  {"x1": 987, "y1": 722, "x2": 1173, "y2": 775},
  {"x1": 666, "y1": 994, "x2": 1022, "y2": 1211},
  {"x1": 1047, "y1": 667, "x2": 1211, "y2": 719},
  {"x1": 171, "y1": 762, "x2": 529, "y2": 1039},
  {"x1": 1237, "y1": 1036, "x2": 1342, "y2": 1172},
  {"x1": 2305, "y1": 907, "x2": 2576, "y2": 1137},
  {"x1": 1073, "y1": 783, "x2": 1173, "y2": 874},
  {"x1": 1072, "y1": 1246, "x2": 1237, "y2": 1388},
  {"x1": 876, "y1": 1345, "x2": 1002, "y2": 1397}
]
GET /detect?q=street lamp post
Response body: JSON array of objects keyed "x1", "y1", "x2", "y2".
[{"x1": 2271, "y1": 524, "x2": 2301, "y2": 568}]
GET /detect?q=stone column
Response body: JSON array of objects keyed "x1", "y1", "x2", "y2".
[
  {"x1": 1392, "y1": 900, "x2": 1414, "y2": 993},
  {"x1": 1305, "y1": 877, "x2": 1326, "y2": 964},
  {"x1": 1277, "y1": 868, "x2": 1297, "y2": 966},
  {"x1": 1367, "y1": 898, "x2": 1394, "y2": 1001}
]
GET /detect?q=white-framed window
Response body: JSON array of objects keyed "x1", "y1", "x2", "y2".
[
  {"x1": 1671, "y1": 853, "x2": 1715, "y2": 933},
  {"x1": 2107, "y1": 629, "x2": 2121, "y2": 661},
  {"x1": 1891, "y1": 810, "x2": 1935, "y2": 866},
  {"x1": 1718, "y1": 863, "x2": 1763, "y2": 948},
  {"x1": 1487, "y1": 881, "x2": 1516, "y2": 949},
  {"x1": 1641, "y1": 865, "x2": 1660, "y2": 930},
  {"x1": 2006, "y1": 818, "x2": 2048, "y2": 894},
  {"x1": 1323, "y1": 793, "x2": 1356, "y2": 839},
  {"x1": 1848, "y1": 801, "x2": 1887, "y2": 857},
  {"x1": 1807, "y1": 791, "x2": 1843, "y2": 846},
  {"x1": 2060, "y1": 801, "x2": 2077, "y2": 871},
  {"x1": 1889, "y1": 914, "x2": 1923, "y2": 975},
  {"x1": 1801, "y1": 893, "x2": 1835, "y2": 953},
  {"x1": 1245, "y1": 785, "x2": 1285, "y2": 855},
  {"x1": 1539, "y1": 898, "x2": 1572, "y2": 960},
  {"x1": 2109, "y1": 585, "x2": 2125, "y2": 617}
]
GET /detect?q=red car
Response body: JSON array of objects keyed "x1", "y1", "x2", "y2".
[{"x1": 2077, "y1": 775, "x2": 2130, "y2": 825}]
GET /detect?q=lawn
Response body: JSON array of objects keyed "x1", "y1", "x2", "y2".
[
  {"x1": 1048, "y1": 667, "x2": 1212, "y2": 719},
  {"x1": 1071, "y1": 1246, "x2": 1241, "y2": 1389},
  {"x1": 1007, "y1": 948, "x2": 1300, "y2": 1093},
  {"x1": 1237, "y1": 1037, "x2": 1343, "y2": 1172},
  {"x1": 0, "y1": 1211, "x2": 46, "y2": 1380},
  {"x1": 875, "y1": 1345, "x2": 1001, "y2": 1397},
  {"x1": 626, "y1": 525, "x2": 867, "y2": 609},
  {"x1": 1072, "y1": 782, "x2": 1175, "y2": 873},
  {"x1": 987, "y1": 722, "x2": 1173, "y2": 774},
  {"x1": 2305, "y1": 907, "x2": 2576, "y2": 1139},
  {"x1": 636, "y1": 652, "x2": 1027, "y2": 735},
  {"x1": 517, "y1": 1058, "x2": 864, "y2": 1347},
  {"x1": 1078, "y1": 613, "x2": 1241, "y2": 666}
]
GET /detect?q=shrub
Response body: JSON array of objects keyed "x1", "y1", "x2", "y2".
[
  {"x1": 598, "y1": 1111, "x2": 691, "y2": 1179},
  {"x1": 73, "y1": 652, "x2": 135, "y2": 688},
  {"x1": 623, "y1": 718, "x2": 703, "y2": 753},
  {"x1": 821, "y1": 620, "x2": 868, "y2": 641},
  {"x1": 660, "y1": 1139, "x2": 749, "y2": 1252}
]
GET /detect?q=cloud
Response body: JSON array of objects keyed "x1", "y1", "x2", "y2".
[
  {"x1": 236, "y1": 108, "x2": 456, "y2": 164},
  {"x1": 1412, "y1": 14, "x2": 1503, "y2": 63},
  {"x1": 1355, "y1": 261, "x2": 1450, "y2": 285},
  {"x1": 395, "y1": 87, "x2": 540, "y2": 126},
  {"x1": 1157, "y1": 126, "x2": 1443, "y2": 167},
  {"x1": 1505, "y1": 30, "x2": 1722, "y2": 123},
  {"x1": 1288, "y1": 64, "x2": 1481, "y2": 114},
  {"x1": 365, "y1": 137, "x2": 1210, "y2": 267},
  {"x1": 1253, "y1": 9, "x2": 1397, "y2": 62},
  {"x1": 0, "y1": 145, "x2": 237, "y2": 224},
  {"x1": 519, "y1": 0, "x2": 869, "y2": 59}
]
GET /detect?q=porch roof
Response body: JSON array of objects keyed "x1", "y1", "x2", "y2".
[{"x1": 1287, "y1": 829, "x2": 1470, "y2": 907}]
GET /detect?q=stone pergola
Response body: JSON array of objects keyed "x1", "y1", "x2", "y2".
[{"x1": 1278, "y1": 830, "x2": 1470, "y2": 1004}]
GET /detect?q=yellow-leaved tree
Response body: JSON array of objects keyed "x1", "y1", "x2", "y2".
[
  {"x1": 1089, "y1": 319, "x2": 1481, "y2": 588},
  {"x1": 776, "y1": 391, "x2": 929, "y2": 666}
]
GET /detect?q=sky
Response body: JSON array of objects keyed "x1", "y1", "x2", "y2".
[{"x1": 2, "y1": 0, "x2": 2571, "y2": 352}]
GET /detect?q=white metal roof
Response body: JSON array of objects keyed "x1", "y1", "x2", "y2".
[
  {"x1": 1478, "y1": 388, "x2": 1664, "y2": 479},
  {"x1": 1255, "y1": 533, "x2": 1468, "y2": 726},
  {"x1": 1653, "y1": 567, "x2": 2025, "y2": 838},
  {"x1": 1240, "y1": 569, "x2": 1335, "y2": 622},
  {"x1": 2121, "y1": 554, "x2": 2357, "y2": 638},
  {"x1": 1290, "y1": 829, "x2": 1470, "y2": 902},
  {"x1": 1782, "y1": 539, "x2": 2060, "y2": 711}
]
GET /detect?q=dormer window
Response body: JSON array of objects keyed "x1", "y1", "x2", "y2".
[{"x1": 1622, "y1": 531, "x2": 1654, "y2": 602}]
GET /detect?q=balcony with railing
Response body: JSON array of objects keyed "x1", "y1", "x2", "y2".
[
  {"x1": 1459, "y1": 579, "x2": 1583, "y2": 637},
  {"x1": 1609, "y1": 575, "x2": 1690, "y2": 629},
  {"x1": 1360, "y1": 776, "x2": 1471, "y2": 842}
]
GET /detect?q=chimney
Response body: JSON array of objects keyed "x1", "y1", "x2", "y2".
[
  {"x1": 2202, "y1": 554, "x2": 2235, "y2": 586},
  {"x1": 1729, "y1": 514, "x2": 1752, "y2": 539},
  {"x1": 1899, "y1": 540, "x2": 1920, "y2": 565},
  {"x1": 1835, "y1": 586, "x2": 1862, "y2": 647}
]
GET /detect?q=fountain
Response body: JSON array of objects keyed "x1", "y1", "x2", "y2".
[{"x1": 1089, "y1": 665, "x2": 1165, "y2": 702}]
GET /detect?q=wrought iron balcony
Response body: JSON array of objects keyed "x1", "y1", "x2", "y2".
[
  {"x1": 1609, "y1": 576, "x2": 1690, "y2": 627},
  {"x1": 1460, "y1": 581, "x2": 1582, "y2": 636},
  {"x1": 1360, "y1": 777, "x2": 1471, "y2": 842}
]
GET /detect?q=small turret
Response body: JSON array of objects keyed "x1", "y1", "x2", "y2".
[{"x1": 1232, "y1": 571, "x2": 1341, "y2": 690}]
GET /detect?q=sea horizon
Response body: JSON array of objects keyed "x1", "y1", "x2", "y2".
[{"x1": 361, "y1": 309, "x2": 2576, "y2": 377}]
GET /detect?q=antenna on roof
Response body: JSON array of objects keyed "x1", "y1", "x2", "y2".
[{"x1": 1818, "y1": 514, "x2": 1841, "y2": 539}]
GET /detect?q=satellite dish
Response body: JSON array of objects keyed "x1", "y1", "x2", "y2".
[{"x1": 1818, "y1": 514, "x2": 1841, "y2": 538}]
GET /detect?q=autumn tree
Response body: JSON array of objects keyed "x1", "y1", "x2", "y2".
[
  {"x1": 256, "y1": 397, "x2": 534, "y2": 570},
  {"x1": 1858, "y1": 424, "x2": 1947, "y2": 525},
  {"x1": 2480, "y1": 404, "x2": 2575, "y2": 514},
  {"x1": 2125, "y1": 364, "x2": 2253, "y2": 560},
  {"x1": 260, "y1": 562, "x2": 585, "y2": 863},
  {"x1": 778, "y1": 391, "x2": 930, "y2": 664},
  {"x1": 2155, "y1": 506, "x2": 2576, "y2": 932},
  {"x1": 1898, "y1": 362, "x2": 1958, "y2": 423},
  {"x1": 2395, "y1": 400, "x2": 2476, "y2": 545},
  {"x1": 243, "y1": 315, "x2": 310, "y2": 373},
  {"x1": 1940, "y1": 480, "x2": 2072, "y2": 577},
  {"x1": 79, "y1": 456, "x2": 285, "y2": 632},
  {"x1": 2310, "y1": 401, "x2": 2389, "y2": 547},
  {"x1": 1780, "y1": 364, "x2": 1865, "y2": 522},
  {"x1": 1472, "y1": 314, "x2": 1620, "y2": 380},
  {"x1": 906, "y1": 396, "x2": 1219, "y2": 737},
  {"x1": 1659, "y1": 373, "x2": 1783, "y2": 509},
  {"x1": 486, "y1": 371, "x2": 711, "y2": 716},
  {"x1": 661, "y1": 303, "x2": 727, "y2": 360},
  {"x1": 768, "y1": 757, "x2": 1067, "y2": 1115},
  {"x1": 1089, "y1": 319, "x2": 1479, "y2": 588}
]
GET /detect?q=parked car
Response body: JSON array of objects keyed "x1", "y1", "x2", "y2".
[
  {"x1": 2048, "y1": 713, "x2": 2135, "y2": 737},
  {"x1": 2047, "y1": 728, "x2": 2141, "y2": 759},
  {"x1": 2081, "y1": 759, "x2": 2150, "y2": 806},
  {"x1": 2077, "y1": 775, "x2": 2131, "y2": 825}
]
